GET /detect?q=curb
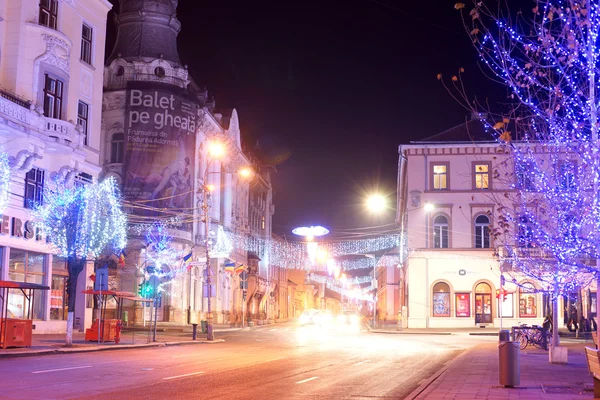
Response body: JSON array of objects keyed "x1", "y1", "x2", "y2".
[
  {"x1": 0, "y1": 339, "x2": 226, "y2": 359},
  {"x1": 404, "y1": 345, "x2": 473, "y2": 400}
]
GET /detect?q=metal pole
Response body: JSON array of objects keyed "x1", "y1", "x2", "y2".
[
  {"x1": 205, "y1": 165, "x2": 214, "y2": 341},
  {"x1": 153, "y1": 297, "x2": 158, "y2": 342}
]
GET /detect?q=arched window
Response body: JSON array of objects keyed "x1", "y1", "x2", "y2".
[
  {"x1": 519, "y1": 282, "x2": 537, "y2": 318},
  {"x1": 475, "y1": 282, "x2": 493, "y2": 323},
  {"x1": 432, "y1": 282, "x2": 451, "y2": 317},
  {"x1": 110, "y1": 133, "x2": 124, "y2": 163},
  {"x1": 475, "y1": 215, "x2": 490, "y2": 248},
  {"x1": 433, "y1": 215, "x2": 449, "y2": 248}
]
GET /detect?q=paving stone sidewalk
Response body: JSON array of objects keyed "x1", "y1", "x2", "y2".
[{"x1": 413, "y1": 341, "x2": 595, "y2": 400}]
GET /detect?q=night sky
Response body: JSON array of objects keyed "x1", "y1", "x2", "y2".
[{"x1": 107, "y1": 0, "x2": 505, "y2": 238}]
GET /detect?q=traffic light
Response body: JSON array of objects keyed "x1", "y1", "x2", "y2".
[
  {"x1": 138, "y1": 281, "x2": 154, "y2": 298},
  {"x1": 496, "y1": 288, "x2": 508, "y2": 302}
]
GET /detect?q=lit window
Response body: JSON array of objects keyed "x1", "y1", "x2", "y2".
[
  {"x1": 432, "y1": 282, "x2": 450, "y2": 317},
  {"x1": 432, "y1": 164, "x2": 448, "y2": 190},
  {"x1": 474, "y1": 215, "x2": 490, "y2": 248},
  {"x1": 39, "y1": 0, "x2": 58, "y2": 30},
  {"x1": 474, "y1": 164, "x2": 490, "y2": 189},
  {"x1": 81, "y1": 24, "x2": 93, "y2": 64},
  {"x1": 519, "y1": 283, "x2": 537, "y2": 318},
  {"x1": 433, "y1": 215, "x2": 449, "y2": 248},
  {"x1": 77, "y1": 101, "x2": 89, "y2": 145}
]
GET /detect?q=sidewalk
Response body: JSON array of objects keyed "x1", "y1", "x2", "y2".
[
  {"x1": 370, "y1": 325, "x2": 593, "y2": 339},
  {"x1": 0, "y1": 324, "x2": 239, "y2": 358},
  {"x1": 410, "y1": 341, "x2": 595, "y2": 399}
]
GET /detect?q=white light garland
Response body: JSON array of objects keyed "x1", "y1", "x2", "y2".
[{"x1": 0, "y1": 149, "x2": 9, "y2": 214}]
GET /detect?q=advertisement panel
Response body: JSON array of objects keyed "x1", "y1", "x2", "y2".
[
  {"x1": 455, "y1": 293, "x2": 470, "y2": 317},
  {"x1": 124, "y1": 83, "x2": 198, "y2": 217}
]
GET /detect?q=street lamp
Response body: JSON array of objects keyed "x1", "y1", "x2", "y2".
[
  {"x1": 366, "y1": 193, "x2": 387, "y2": 213},
  {"x1": 202, "y1": 141, "x2": 253, "y2": 341}
]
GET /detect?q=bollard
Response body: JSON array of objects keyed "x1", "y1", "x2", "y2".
[
  {"x1": 498, "y1": 341, "x2": 520, "y2": 387},
  {"x1": 499, "y1": 329, "x2": 510, "y2": 342},
  {"x1": 192, "y1": 323, "x2": 198, "y2": 340}
]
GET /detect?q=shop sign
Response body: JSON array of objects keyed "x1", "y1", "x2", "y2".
[{"x1": 0, "y1": 214, "x2": 44, "y2": 241}]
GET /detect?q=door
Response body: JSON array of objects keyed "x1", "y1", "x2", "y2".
[{"x1": 475, "y1": 282, "x2": 492, "y2": 324}]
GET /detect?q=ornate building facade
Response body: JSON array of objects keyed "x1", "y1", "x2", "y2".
[
  {"x1": 101, "y1": 0, "x2": 280, "y2": 326},
  {"x1": 0, "y1": 0, "x2": 112, "y2": 333}
]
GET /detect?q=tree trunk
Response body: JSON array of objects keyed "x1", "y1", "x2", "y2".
[
  {"x1": 552, "y1": 281, "x2": 560, "y2": 348},
  {"x1": 65, "y1": 257, "x2": 86, "y2": 347}
]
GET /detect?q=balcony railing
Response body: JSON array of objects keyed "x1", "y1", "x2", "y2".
[
  {"x1": 105, "y1": 72, "x2": 189, "y2": 90},
  {"x1": 40, "y1": 117, "x2": 80, "y2": 147},
  {"x1": 0, "y1": 89, "x2": 31, "y2": 124}
]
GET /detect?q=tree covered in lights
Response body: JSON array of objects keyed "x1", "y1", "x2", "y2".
[
  {"x1": 33, "y1": 177, "x2": 127, "y2": 345},
  {"x1": 450, "y1": 0, "x2": 600, "y2": 349}
]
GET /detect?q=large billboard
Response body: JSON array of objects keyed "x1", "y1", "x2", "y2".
[{"x1": 123, "y1": 83, "x2": 198, "y2": 217}]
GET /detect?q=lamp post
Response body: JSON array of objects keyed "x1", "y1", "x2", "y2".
[{"x1": 202, "y1": 141, "x2": 253, "y2": 341}]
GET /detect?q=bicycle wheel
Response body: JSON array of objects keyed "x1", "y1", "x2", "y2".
[{"x1": 518, "y1": 333, "x2": 528, "y2": 350}]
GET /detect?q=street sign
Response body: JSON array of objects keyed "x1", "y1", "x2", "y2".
[{"x1": 94, "y1": 266, "x2": 109, "y2": 291}]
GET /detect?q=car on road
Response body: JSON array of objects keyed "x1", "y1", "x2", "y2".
[
  {"x1": 298, "y1": 309, "x2": 333, "y2": 328},
  {"x1": 335, "y1": 310, "x2": 363, "y2": 331}
]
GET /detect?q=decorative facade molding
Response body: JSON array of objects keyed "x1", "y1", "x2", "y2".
[{"x1": 32, "y1": 33, "x2": 72, "y2": 96}]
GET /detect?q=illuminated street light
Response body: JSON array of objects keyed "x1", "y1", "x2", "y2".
[
  {"x1": 366, "y1": 193, "x2": 387, "y2": 213},
  {"x1": 424, "y1": 202, "x2": 434, "y2": 212},
  {"x1": 292, "y1": 226, "x2": 330, "y2": 237},
  {"x1": 239, "y1": 167, "x2": 253, "y2": 178},
  {"x1": 208, "y1": 141, "x2": 226, "y2": 158}
]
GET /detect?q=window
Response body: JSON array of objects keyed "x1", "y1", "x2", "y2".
[
  {"x1": 39, "y1": 0, "x2": 58, "y2": 29},
  {"x1": 77, "y1": 101, "x2": 89, "y2": 145},
  {"x1": 43, "y1": 74, "x2": 63, "y2": 119},
  {"x1": 474, "y1": 163, "x2": 490, "y2": 189},
  {"x1": 432, "y1": 164, "x2": 448, "y2": 190},
  {"x1": 558, "y1": 161, "x2": 576, "y2": 190},
  {"x1": 519, "y1": 283, "x2": 537, "y2": 318},
  {"x1": 516, "y1": 162, "x2": 535, "y2": 190},
  {"x1": 433, "y1": 215, "x2": 449, "y2": 248},
  {"x1": 74, "y1": 172, "x2": 93, "y2": 188},
  {"x1": 432, "y1": 282, "x2": 451, "y2": 317},
  {"x1": 455, "y1": 293, "x2": 470, "y2": 317},
  {"x1": 111, "y1": 133, "x2": 124, "y2": 163},
  {"x1": 474, "y1": 215, "x2": 490, "y2": 248},
  {"x1": 8, "y1": 249, "x2": 45, "y2": 320},
  {"x1": 51, "y1": 256, "x2": 68, "y2": 321},
  {"x1": 81, "y1": 24, "x2": 93, "y2": 64},
  {"x1": 517, "y1": 215, "x2": 534, "y2": 248},
  {"x1": 154, "y1": 67, "x2": 166, "y2": 78},
  {"x1": 261, "y1": 216, "x2": 265, "y2": 230},
  {"x1": 24, "y1": 168, "x2": 45, "y2": 209}
]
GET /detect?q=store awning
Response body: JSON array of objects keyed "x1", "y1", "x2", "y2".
[{"x1": 0, "y1": 281, "x2": 49, "y2": 290}]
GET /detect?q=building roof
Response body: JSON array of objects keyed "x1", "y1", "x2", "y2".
[{"x1": 414, "y1": 118, "x2": 496, "y2": 144}]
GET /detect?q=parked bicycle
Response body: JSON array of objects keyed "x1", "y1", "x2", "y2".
[{"x1": 513, "y1": 324, "x2": 550, "y2": 350}]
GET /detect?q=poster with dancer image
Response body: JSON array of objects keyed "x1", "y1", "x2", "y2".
[{"x1": 123, "y1": 83, "x2": 198, "y2": 217}]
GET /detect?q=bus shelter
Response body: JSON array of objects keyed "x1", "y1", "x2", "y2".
[
  {"x1": 82, "y1": 290, "x2": 152, "y2": 343},
  {"x1": 0, "y1": 280, "x2": 50, "y2": 349}
]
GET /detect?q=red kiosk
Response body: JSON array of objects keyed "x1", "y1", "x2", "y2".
[{"x1": 0, "y1": 280, "x2": 50, "y2": 349}]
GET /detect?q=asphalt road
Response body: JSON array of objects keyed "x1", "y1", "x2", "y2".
[{"x1": 0, "y1": 323, "x2": 496, "y2": 400}]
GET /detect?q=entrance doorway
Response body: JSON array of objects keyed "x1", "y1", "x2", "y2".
[{"x1": 475, "y1": 282, "x2": 492, "y2": 324}]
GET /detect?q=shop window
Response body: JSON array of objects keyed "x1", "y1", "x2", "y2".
[
  {"x1": 8, "y1": 249, "x2": 45, "y2": 319},
  {"x1": 432, "y1": 282, "x2": 450, "y2": 317},
  {"x1": 433, "y1": 215, "x2": 449, "y2": 248},
  {"x1": 455, "y1": 293, "x2": 470, "y2": 317},
  {"x1": 498, "y1": 293, "x2": 514, "y2": 318},
  {"x1": 473, "y1": 163, "x2": 490, "y2": 189},
  {"x1": 39, "y1": 0, "x2": 58, "y2": 30},
  {"x1": 110, "y1": 133, "x2": 124, "y2": 163},
  {"x1": 519, "y1": 282, "x2": 537, "y2": 318},
  {"x1": 474, "y1": 215, "x2": 490, "y2": 248},
  {"x1": 51, "y1": 256, "x2": 68, "y2": 320},
  {"x1": 24, "y1": 168, "x2": 45, "y2": 209}
]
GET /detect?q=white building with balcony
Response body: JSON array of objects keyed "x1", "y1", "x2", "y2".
[
  {"x1": 397, "y1": 116, "x2": 549, "y2": 329},
  {"x1": 0, "y1": 0, "x2": 112, "y2": 333}
]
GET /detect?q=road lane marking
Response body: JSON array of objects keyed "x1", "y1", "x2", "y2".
[
  {"x1": 269, "y1": 328, "x2": 277, "y2": 331},
  {"x1": 352, "y1": 360, "x2": 371, "y2": 366},
  {"x1": 296, "y1": 377, "x2": 319, "y2": 384},
  {"x1": 265, "y1": 357, "x2": 285, "y2": 362},
  {"x1": 32, "y1": 365, "x2": 93, "y2": 374},
  {"x1": 163, "y1": 371, "x2": 204, "y2": 380}
]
